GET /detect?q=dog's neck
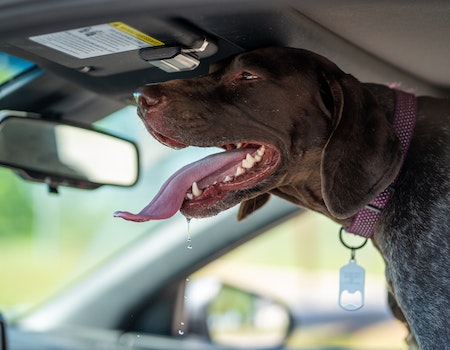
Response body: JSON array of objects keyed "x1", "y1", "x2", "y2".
[
  {"x1": 344, "y1": 86, "x2": 417, "y2": 238},
  {"x1": 364, "y1": 83, "x2": 396, "y2": 121}
]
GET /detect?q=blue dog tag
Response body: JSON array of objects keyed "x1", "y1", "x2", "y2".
[{"x1": 339, "y1": 260, "x2": 365, "y2": 311}]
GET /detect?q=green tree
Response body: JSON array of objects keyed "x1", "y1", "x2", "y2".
[{"x1": 0, "y1": 169, "x2": 33, "y2": 237}]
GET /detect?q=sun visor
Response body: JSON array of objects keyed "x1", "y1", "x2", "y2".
[{"x1": 11, "y1": 19, "x2": 239, "y2": 77}]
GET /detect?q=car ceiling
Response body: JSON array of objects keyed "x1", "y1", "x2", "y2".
[{"x1": 1, "y1": 0, "x2": 449, "y2": 125}]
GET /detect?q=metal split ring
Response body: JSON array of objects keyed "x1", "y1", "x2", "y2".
[{"x1": 339, "y1": 227, "x2": 368, "y2": 260}]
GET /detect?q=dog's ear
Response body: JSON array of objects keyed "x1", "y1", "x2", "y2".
[
  {"x1": 319, "y1": 71, "x2": 402, "y2": 219},
  {"x1": 237, "y1": 193, "x2": 271, "y2": 221}
]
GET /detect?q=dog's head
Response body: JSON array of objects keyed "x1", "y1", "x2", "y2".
[{"x1": 115, "y1": 47, "x2": 402, "y2": 224}]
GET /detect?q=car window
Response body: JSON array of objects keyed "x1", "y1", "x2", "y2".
[
  {"x1": 0, "y1": 105, "x2": 215, "y2": 315},
  {"x1": 0, "y1": 53, "x2": 35, "y2": 85},
  {"x1": 189, "y1": 211, "x2": 408, "y2": 349},
  {"x1": 0, "y1": 53, "x2": 42, "y2": 99}
]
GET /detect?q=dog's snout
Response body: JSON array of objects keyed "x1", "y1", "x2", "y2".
[
  {"x1": 134, "y1": 87, "x2": 165, "y2": 112},
  {"x1": 136, "y1": 93, "x2": 161, "y2": 109}
]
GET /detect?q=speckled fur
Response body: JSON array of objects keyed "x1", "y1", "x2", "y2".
[{"x1": 374, "y1": 96, "x2": 450, "y2": 349}]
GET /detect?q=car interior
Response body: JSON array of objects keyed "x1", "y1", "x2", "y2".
[{"x1": 0, "y1": 1, "x2": 449, "y2": 349}]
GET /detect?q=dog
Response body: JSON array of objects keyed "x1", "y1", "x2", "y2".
[{"x1": 115, "y1": 47, "x2": 450, "y2": 349}]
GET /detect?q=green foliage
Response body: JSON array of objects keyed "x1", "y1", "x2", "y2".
[
  {"x1": 209, "y1": 285, "x2": 254, "y2": 317},
  {"x1": 0, "y1": 169, "x2": 33, "y2": 237}
]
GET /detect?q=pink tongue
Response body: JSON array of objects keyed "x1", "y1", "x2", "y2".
[{"x1": 114, "y1": 148, "x2": 252, "y2": 222}]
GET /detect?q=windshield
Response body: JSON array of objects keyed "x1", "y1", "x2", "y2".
[
  {"x1": 0, "y1": 53, "x2": 35, "y2": 86},
  {"x1": 0, "y1": 105, "x2": 215, "y2": 313}
]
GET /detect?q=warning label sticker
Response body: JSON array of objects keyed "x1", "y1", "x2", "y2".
[{"x1": 30, "y1": 22, "x2": 164, "y2": 59}]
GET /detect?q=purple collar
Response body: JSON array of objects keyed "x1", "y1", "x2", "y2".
[{"x1": 344, "y1": 89, "x2": 417, "y2": 238}]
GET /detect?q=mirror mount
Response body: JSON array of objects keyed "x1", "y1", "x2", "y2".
[
  {"x1": 0, "y1": 110, "x2": 140, "y2": 190},
  {"x1": 15, "y1": 168, "x2": 102, "y2": 194},
  {"x1": 49, "y1": 184, "x2": 59, "y2": 194}
]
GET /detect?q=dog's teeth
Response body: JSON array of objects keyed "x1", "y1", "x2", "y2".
[
  {"x1": 192, "y1": 182, "x2": 203, "y2": 197},
  {"x1": 236, "y1": 143, "x2": 243, "y2": 149},
  {"x1": 186, "y1": 193, "x2": 194, "y2": 200},
  {"x1": 224, "y1": 175, "x2": 233, "y2": 182},
  {"x1": 235, "y1": 166, "x2": 245, "y2": 176},
  {"x1": 242, "y1": 153, "x2": 256, "y2": 169},
  {"x1": 257, "y1": 146, "x2": 265, "y2": 157},
  {"x1": 254, "y1": 154, "x2": 262, "y2": 162}
]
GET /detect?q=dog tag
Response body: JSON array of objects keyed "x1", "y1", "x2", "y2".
[{"x1": 339, "y1": 260, "x2": 365, "y2": 311}]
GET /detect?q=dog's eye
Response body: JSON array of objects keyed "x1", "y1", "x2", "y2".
[{"x1": 239, "y1": 72, "x2": 259, "y2": 81}]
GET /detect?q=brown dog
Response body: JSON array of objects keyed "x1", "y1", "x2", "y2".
[{"x1": 115, "y1": 47, "x2": 450, "y2": 349}]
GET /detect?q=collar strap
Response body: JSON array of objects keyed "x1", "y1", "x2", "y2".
[{"x1": 344, "y1": 89, "x2": 417, "y2": 238}]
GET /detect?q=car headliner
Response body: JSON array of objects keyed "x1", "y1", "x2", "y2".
[{"x1": 0, "y1": 0, "x2": 449, "y2": 125}]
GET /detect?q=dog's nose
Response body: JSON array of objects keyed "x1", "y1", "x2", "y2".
[{"x1": 134, "y1": 90, "x2": 162, "y2": 110}]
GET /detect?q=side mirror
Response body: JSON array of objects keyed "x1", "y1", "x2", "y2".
[
  {"x1": 185, "y1": 277, "x2": 293, "y2": 349},
  {"x1": 0, "y1": 111, "x2": 139, "y2": 191}
]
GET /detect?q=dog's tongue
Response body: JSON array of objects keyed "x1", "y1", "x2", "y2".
[{"x1": 114, "y1": 148, "x2": 251, "y2": 222}]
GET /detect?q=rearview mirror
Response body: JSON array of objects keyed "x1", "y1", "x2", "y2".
[{"x1": 0, "y1": 111, "x2": 139, "y2": 190}]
